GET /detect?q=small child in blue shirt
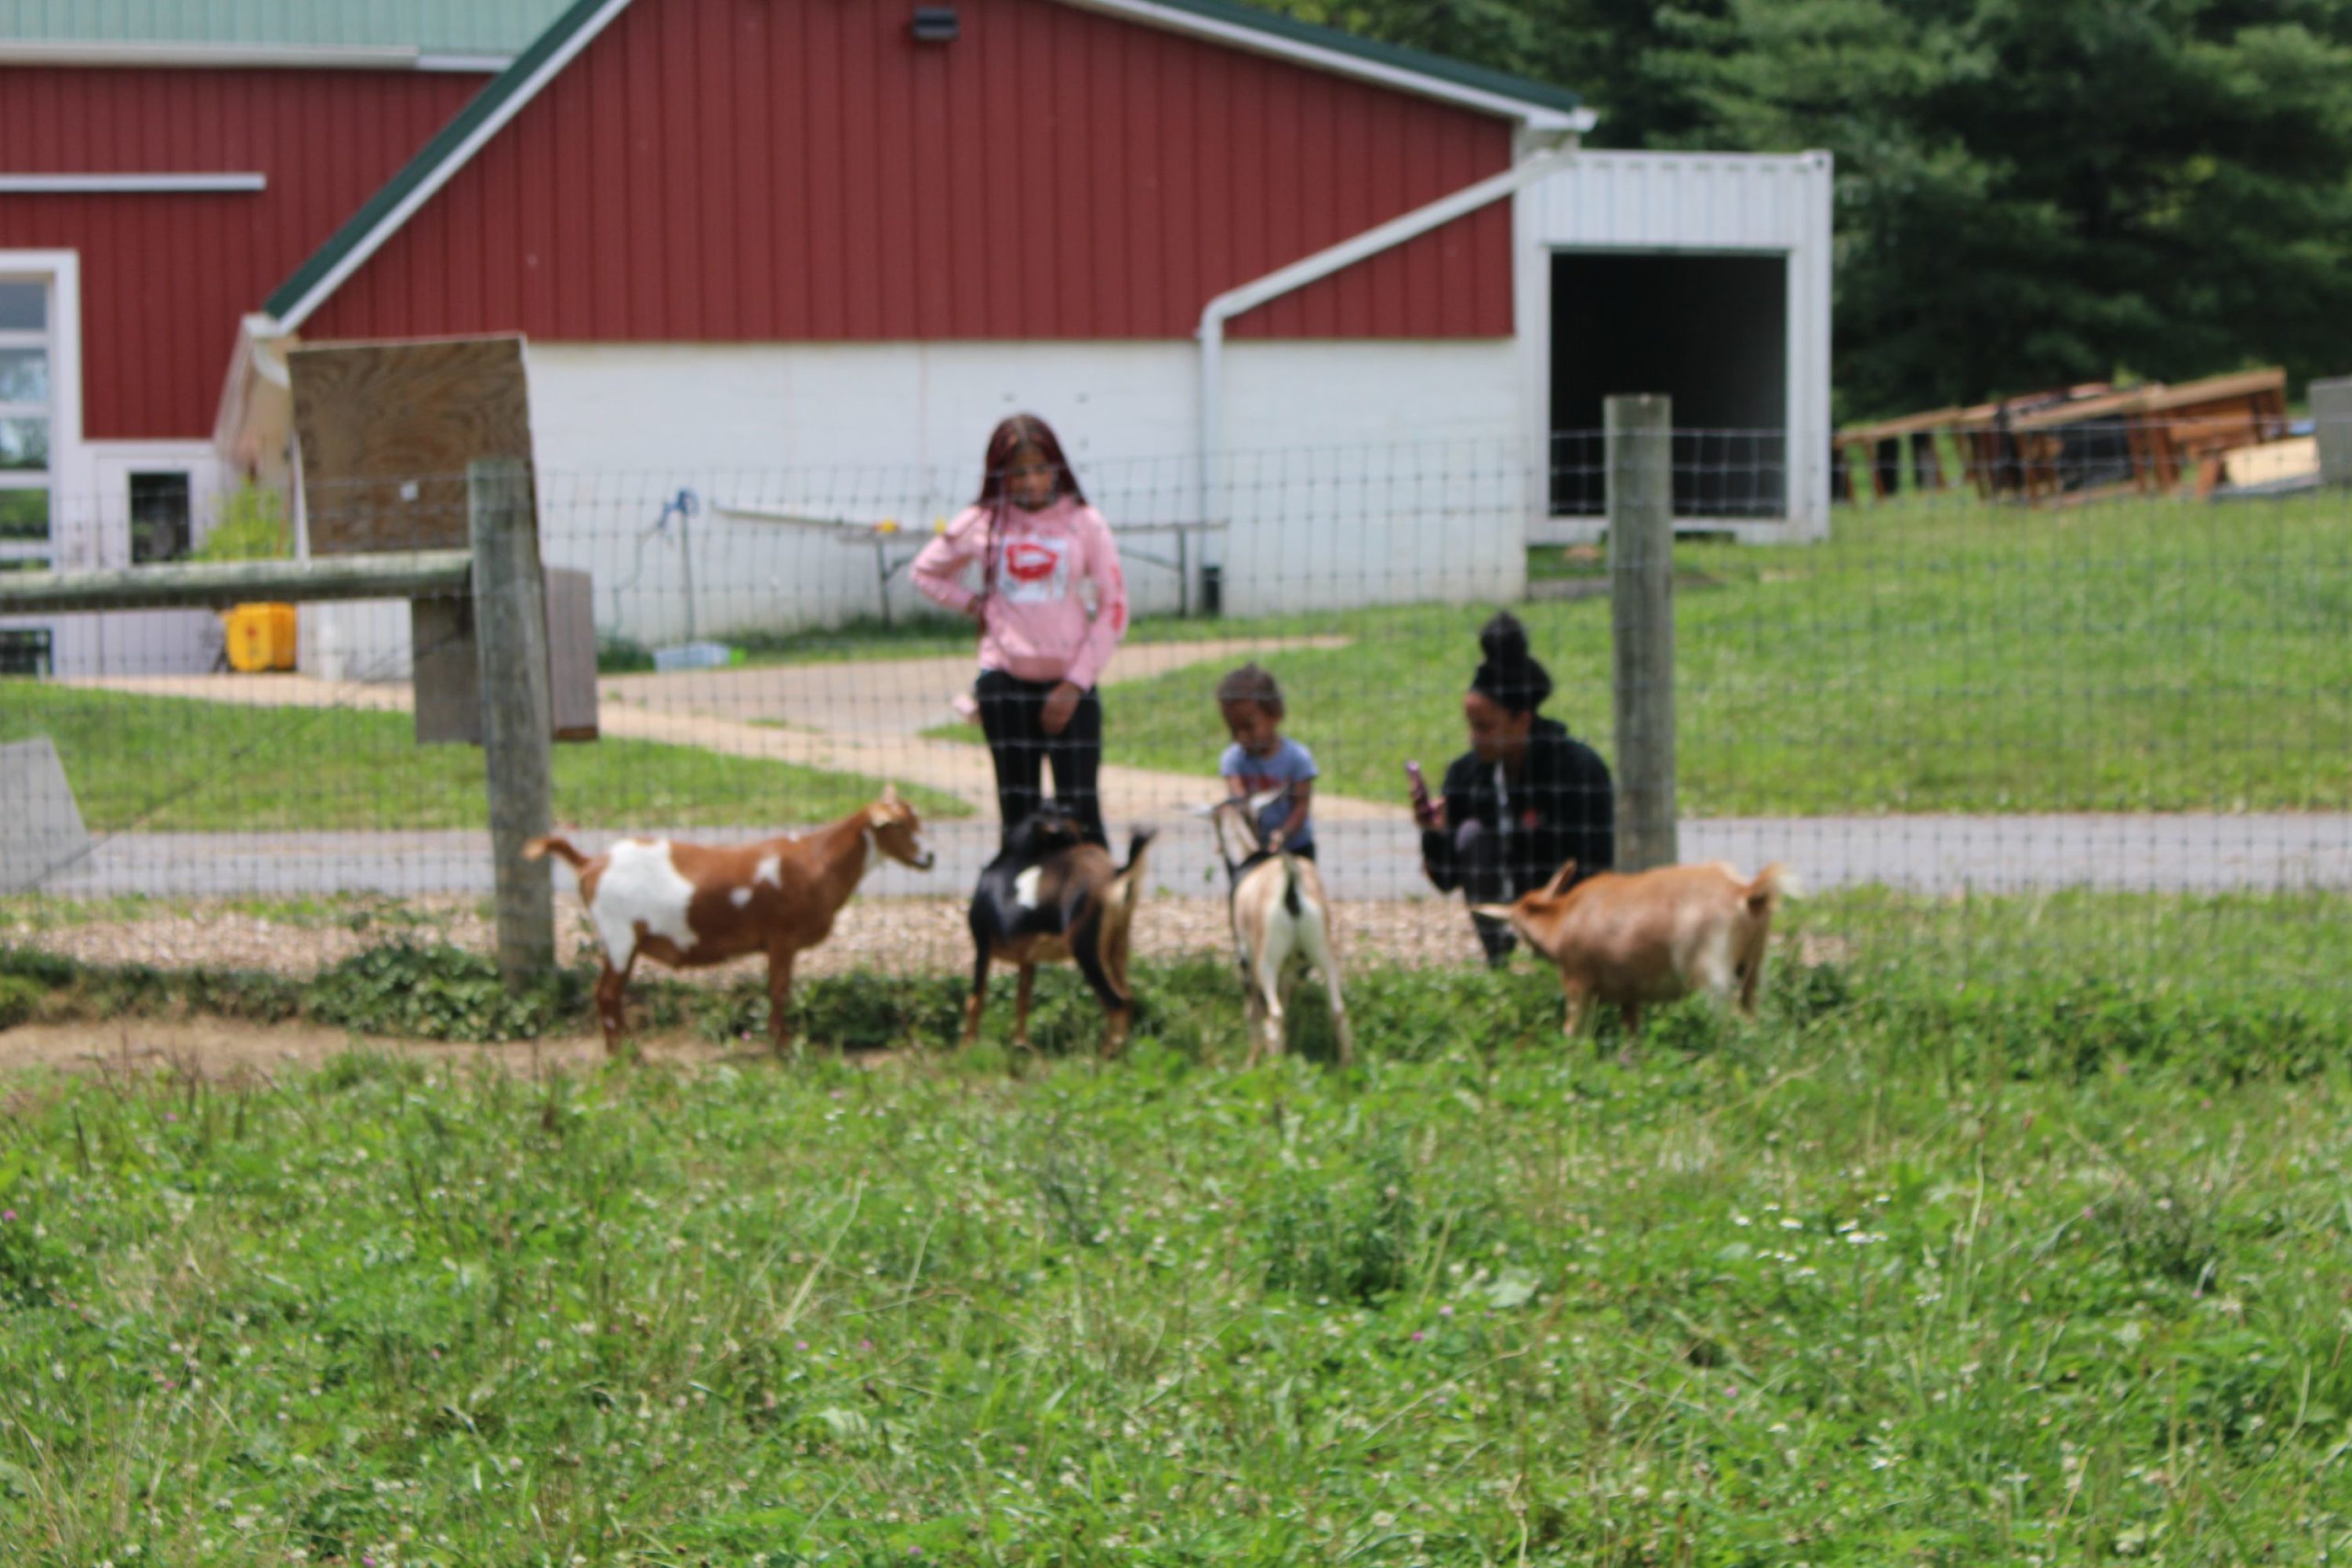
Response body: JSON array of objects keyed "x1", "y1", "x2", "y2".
[{"x1": 1217, "y1": 662, "x2": 1316, "y2": 859}]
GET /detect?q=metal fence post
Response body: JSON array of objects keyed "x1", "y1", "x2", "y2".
[
  {"x1": 1606, "y1": 393, "x2": 1678, "y2": 872},
  {"x1": 469, "y1": 456, "x2": 557, "y2": 986}
]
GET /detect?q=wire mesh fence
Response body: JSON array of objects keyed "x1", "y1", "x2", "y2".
[{"x1": 2, "y1": 423, "x2": 2347, "y2": 1011}]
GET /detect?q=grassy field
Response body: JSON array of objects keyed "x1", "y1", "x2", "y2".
[
  {"x1": 1090, "y1": 495, "x2": 2352, "y2": 814},
  {"x1": 0, "y1": 684, "x2": 966, "y2": 833},
  {"x1": 4, "y1": 895, "x2": 2351, "y2": 1563}
]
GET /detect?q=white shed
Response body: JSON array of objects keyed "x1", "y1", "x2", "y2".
[{"x1": 1520, "y1": 150, "x2": 1835, "y2": 543}]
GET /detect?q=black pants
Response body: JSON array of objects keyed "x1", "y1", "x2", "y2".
[
  {"x1": 977, "y1": 669, "x2": 1105, "y2": 847},
  {"x1": 1423, "y1": 818, "x2": 1520, "y2": 965}
]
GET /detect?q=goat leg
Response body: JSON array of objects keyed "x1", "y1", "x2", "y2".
[
  {"x1": 1327, "y1": 972, "x2": 1354, "y2": 1068},
  {"x1": 1014, "y1": 964, "x2": 1037, "y2": 1052},
  {"x1": 960, "y1": 951, "x2": 990, "y2": 1048},
  {"x1": 765, "y1": 946, "x2": 798, "y2": 1061},
  {"x1": 1559, "y1": 977, "x2": 1592, "y2": 1046},
  {"x1": 594, "y1": 956, "x2": 635, "y2": 1056}
]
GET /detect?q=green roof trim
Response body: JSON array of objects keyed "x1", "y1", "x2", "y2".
[
  {"x1": 0, "y1": 1, "x2": 567, "y2": 54},
  {"x1": 261, "y1": 0, "x2": 1583, "y2": 326},
  {"x1": 1122, "y1": 0, "x2": 1583, "y2": 116},
  {"x1": 261, "y1": 0, "x2": 615, "y2": 324}
]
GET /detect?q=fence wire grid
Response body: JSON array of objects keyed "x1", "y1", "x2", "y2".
[{"x1": 2, "y1": 422, "x2": 2347, "y2": 1010}]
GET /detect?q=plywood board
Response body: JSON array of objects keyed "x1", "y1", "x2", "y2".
[
  {"x1": 412, "y1": 567, "x2": 598, "y2": 746},
  {"x1": 0, "y1": 737, "x2": 92, "y2": 894},
  {"x1": 546, "y1": 567, "x2": 600, "y2": 741},
  {"x1": 289, "y1": 336, "x2": 532, "y2": 555}
]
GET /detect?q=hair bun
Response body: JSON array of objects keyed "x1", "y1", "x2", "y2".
[
  {"x1": 1471, "y1": 610, "x2": 1552, "y2": 714},
  {"x1": 1479, "y1": 611, "x2": 1531, "y2": 670}
]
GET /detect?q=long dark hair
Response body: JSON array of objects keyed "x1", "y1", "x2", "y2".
[{"x1": 973, "y1": 413, "x2": 1087, "y2": 506}]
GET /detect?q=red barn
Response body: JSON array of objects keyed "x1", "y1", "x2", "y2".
[{"x1": 4, "y1": 0, "x2": 1828, "y2": 673}]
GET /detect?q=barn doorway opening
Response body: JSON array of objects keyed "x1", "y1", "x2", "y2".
[{"x1": 1548, "y1": 251, "x2": 1788, "y2": 519}]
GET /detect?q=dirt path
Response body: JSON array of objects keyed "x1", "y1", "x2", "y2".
[
  {"x1": 68, "y1": 634, "x2": 1378, "y2": 822},
  {"x1": 0, "y1": 1017, "x2": 734, "y2": 1078}
]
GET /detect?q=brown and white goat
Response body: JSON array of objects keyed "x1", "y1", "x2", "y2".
[
  {"x1": 1203, "y1": 794, "x2": 1351, "y2": 1066},
  {"x1": 1479, "y1": 858, "x2": 1797, "y2": 1042},
  {"x1": 524, "y1": 787, "x2": 935, "y2": 1055},
  {"x1": 963, "y1": 804, "x2": 1156, "y2": 1056}
]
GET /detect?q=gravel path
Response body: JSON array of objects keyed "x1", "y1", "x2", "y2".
[
  {"x1": 8, "y1": 892, "x2": 1495, "y2": 979},
  {"x1": 26, "y1": 812, "x2": 2352, "y2": 902}
]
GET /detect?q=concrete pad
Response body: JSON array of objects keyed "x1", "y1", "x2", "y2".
[{"x1": 0, "y1": 736, "x2": 93, "y2": 893}]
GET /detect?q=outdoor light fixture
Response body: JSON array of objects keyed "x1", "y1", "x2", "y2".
[{"x1": 910, "y1": 6, "x2": 959, "y2": 42}]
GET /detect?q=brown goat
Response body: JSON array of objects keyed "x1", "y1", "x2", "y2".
[
  {"x1": 1479, "y1": 858, "x2": 1798, "y2": 1042},
  {"x1": 526, "y1": 788, "x2": 934, "y2": 1055}
]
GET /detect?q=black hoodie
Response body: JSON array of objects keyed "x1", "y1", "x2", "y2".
[{"x1": 1422, "y1": 717, "x2": 1614, "y2": 895}]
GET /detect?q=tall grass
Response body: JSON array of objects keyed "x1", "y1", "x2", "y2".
[{"x1": 3, "y1": 893, "x2": 2351, "y2": 1563}]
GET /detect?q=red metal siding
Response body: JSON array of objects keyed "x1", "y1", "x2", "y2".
[
  {"x1": 0, "y1": 67, "x2": 485, "y2": 439},
  {"x1": 307, "y1": 0, "x2": 1516, "y2": 343}
]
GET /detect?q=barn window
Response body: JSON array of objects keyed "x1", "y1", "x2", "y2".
[
  {"x1": 0, "y1": 278, "x2": 54, "y2": 570},
  {"x1": 129, "y1": 470, "x2": 194, "y2": 563}
]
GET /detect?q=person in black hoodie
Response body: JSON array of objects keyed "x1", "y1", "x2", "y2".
[{"x1": 1414, "y1": 612, "x2": 1615, "y2": 966}]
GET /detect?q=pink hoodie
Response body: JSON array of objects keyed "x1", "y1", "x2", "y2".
[{"x1": 911, "y1": 495, "x2": 1128, "y2": 690}]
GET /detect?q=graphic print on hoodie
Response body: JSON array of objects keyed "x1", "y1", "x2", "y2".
[{"x1": 909, "y1": 495, "x2": 1128, "y2": 690}]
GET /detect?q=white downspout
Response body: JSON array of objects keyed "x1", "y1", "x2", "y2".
[{"x1": 1194, "y1": 129, "x2": 1584, "y2": 603}]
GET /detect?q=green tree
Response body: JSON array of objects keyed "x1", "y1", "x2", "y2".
[
  {"x1": 1258, "y1": 0, "x2": 2352, "y2": 418},
  {"x1": 1671, "y1": 0, "x2": 2352, "y2": 416}
]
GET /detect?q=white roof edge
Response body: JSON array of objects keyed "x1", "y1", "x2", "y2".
[
  {"x1": 0, "y1": 40, "x2": 503, "y2": 70},
  {"x1": 1058, "y1": 0, "x2": 1589, "y2": 127},
  {"x1": 273, "y1": 0, "x2": 637, "y2": 333},
  {"x1": 0, "y1": 172, "x2": 267, "y2": 194},
  {"x1": 416, "y1": 53, "x2": 517, "y2": 73},
  {"x1": 1572, "y1": 147, "x2": 1833, "y2": 167}
]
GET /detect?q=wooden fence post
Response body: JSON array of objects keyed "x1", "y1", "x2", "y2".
[
  {"x1": 2314, "y1": 376, "x2": 2352, "y2": 489},
  {"x1": 469, "y1": 457, "x2": 557, "y2": 986},
  {"x1": 1607, "y1": 394, "x2": 1678, "y2": 872}
]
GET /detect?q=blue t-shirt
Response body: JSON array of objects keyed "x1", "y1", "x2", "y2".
[{"x1": 1219, "y1": 737, "x2": 1318, "y2": 848}]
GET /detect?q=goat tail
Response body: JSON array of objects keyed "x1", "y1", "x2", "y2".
[
  {"x1": 523, "y1": 834, "x2": 588, "y2": 869},
  {"x1": 1744, "y1": 862, "x2": 1802, "y2": 914},
  {"x1": 1112, "y1": 827, "x2": 1158, "y2": 908},
  {"x1": 1280, "y1": 856, "x2": 1304, "y2": 920}
]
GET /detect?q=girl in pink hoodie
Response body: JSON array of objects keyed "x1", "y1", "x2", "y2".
[{"x1": 912, "y1": 414, "x2": 1128, "y2": 846}]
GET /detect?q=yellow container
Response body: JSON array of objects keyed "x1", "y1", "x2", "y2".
[{"x1": 224, "y1": 603, "x2": 297, "y2": 673}]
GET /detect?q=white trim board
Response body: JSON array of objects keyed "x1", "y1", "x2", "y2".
[{"x1": 0, "y1": 173, "x2": 267, "y2": 194}]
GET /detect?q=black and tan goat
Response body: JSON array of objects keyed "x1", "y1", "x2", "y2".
[{"x1": 963, "y1": 804, "x2": 1156, "y2": 1055}]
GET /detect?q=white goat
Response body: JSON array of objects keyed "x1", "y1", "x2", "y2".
[{"x1": 1201, "y1": 793, "x2": 1352, "y2": 1066}]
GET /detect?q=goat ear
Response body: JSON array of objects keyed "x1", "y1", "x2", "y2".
[
  {"x1": 881, "y1": 782, "x2": 900, "y2": 805},
  {"x1": 1541, "y1": 859, "x2": 1579, "y2": 899},
  {"x1": 867, "y1": 802, "x2": 894, "y2": 828}
]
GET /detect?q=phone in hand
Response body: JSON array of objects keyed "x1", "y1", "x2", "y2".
[{"x1": 1406, "y1": 760, "x2": 1436, "y2": 827}]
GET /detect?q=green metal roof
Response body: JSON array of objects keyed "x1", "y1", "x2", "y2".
[{"x1": 0, "y1": 1, "x2": 568, "y2": 55}]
